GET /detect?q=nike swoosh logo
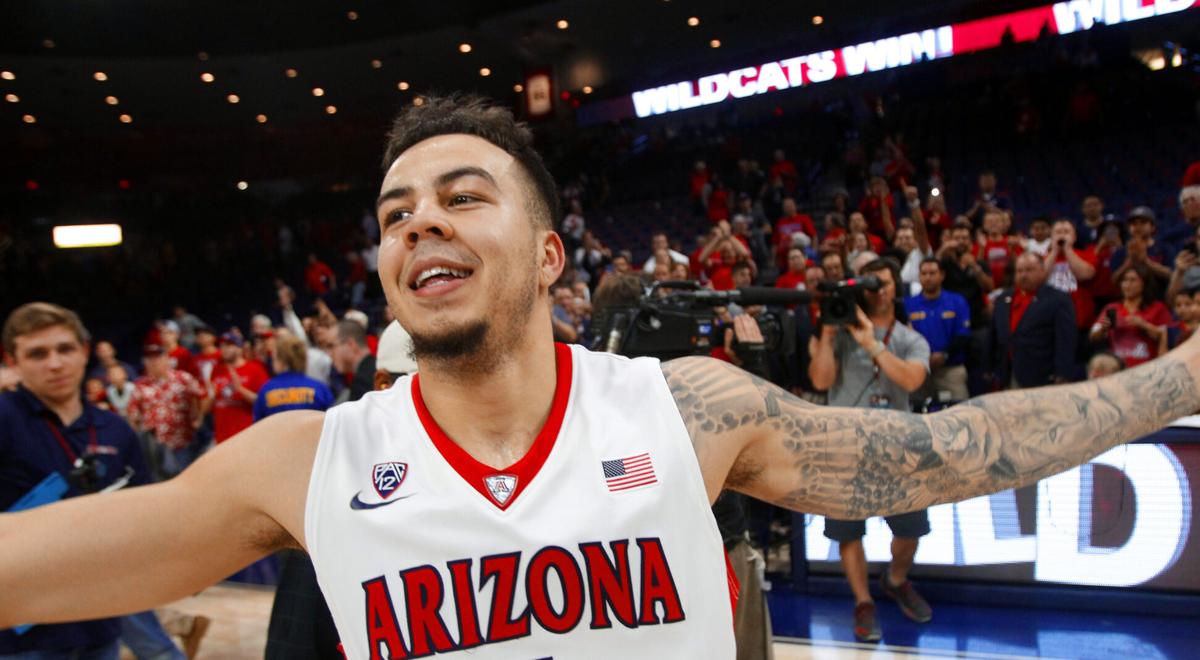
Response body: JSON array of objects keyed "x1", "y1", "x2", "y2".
[{"x1": 349, "y1": 492, "x2": 415, "y2": 510}]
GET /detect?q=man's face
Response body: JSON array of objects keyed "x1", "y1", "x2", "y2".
[
  {"x1": 1050, "y1": 222, "x2": 1075, "y2": 246},
  {"x1": 805, "y1": 266, "x2": 824, "y2": 288},
  {"x1": 782, "y1": 198, "x2": 797, "y2": 216},
  {"x1": 553, "y1": 287, "x2": 573, "y2": 309},
  {"x1": 144, "y1": 353, "x2": 169, "y2": 379},
  {"x1": 197, "y1": 332, "x2": 215, "y2": 350},
  {"x1": 983, "y1": 211, "x2": 1005, "y2": 235},
  {"x1": 220, "y1": 343, "x2": 241, "y2": 363},
  {"x1": 1182, "y1": 192, "x2": 1200, "y2": 221},
  {"x1": 612, "y1": 256, "x2": 630, "y2": 274},
  {"x1": 919, "y1": 262, "x2": 944, "y2": 293},
  {"x1": 107, "y1": 364, "x2": 127, "y2": 387},
  {"x1": 1174, "y1": 293, "x2": 1195, "y2": 323},
  {"x1": 848, "y1": 213, "x2": 867, "y2": 233},
  {"x1": 894, "y1": 228, "x2": 916, "y2": 253},
  {"x1": 1014, "y1": 255, "x2": 1044, "y2": 292},
  {"x1": 863, "y1": 268, "x2": 896, "y2": 314},
  {"x1": 979, "y1": 173, "x2": 996, "y2": 192},
  {"x1": 95, "y1": 341, "x2": 115, "y2": 363},
  {"x1": 653, "y1": 263, "x2": 670, "y2": 282},
  {"x1": 1128, "y1": 217, "x2": 1154, "y2": 239},
  {"x1": 822, "y1": 255, "x2": 844, "y2": 282},
  {"x1": 787, "y1": 249, "x2": 806, "y2": 273},
  {"x1": 951, "y1": 228, "x2": 972, "y2": 252},
  {"x1": 330, "y1": 338, "x2": 359, "y2": 374},
  {"x1": 9, "y1": 325, "x2": 87, "y2": 405},
  {"x1": 1082, "y1": 196, "x2": 1103, "y2": 219},
  {"x1": 651, "y1": 234, "x2": 668, "y2": 252},
  {"x1": 731, "y1": 267, "x2": 752, "y2": 289},
  {"x1": 375, "y1": 134, "x2": 561, "y2": 367},
  {"x1": 160, "y1": 328, "x2": 178, "y2": 348}
]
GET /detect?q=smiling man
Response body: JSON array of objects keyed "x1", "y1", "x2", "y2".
[{"x1": 4, "y1": 96, "x2": 1200, "y2": 659}]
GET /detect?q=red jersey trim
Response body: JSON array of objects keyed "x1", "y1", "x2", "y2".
[{"x1": 411, "y1": 343, "x2": 574, "y2": 511}]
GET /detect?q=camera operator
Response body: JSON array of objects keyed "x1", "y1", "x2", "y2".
[
  {"x1": 0, "y1": 303, "x2": 199, "y2": 659},
  {"x1": 807, "y1": 259, "x2": 933, "y2": 643}
]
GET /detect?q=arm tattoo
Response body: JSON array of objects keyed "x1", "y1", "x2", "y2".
[{"x1": 663, "y1": 354, "x2": 1200, "y2": 519}]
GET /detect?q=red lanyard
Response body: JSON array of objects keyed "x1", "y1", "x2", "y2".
[{"x1": 43, "y1": 417, "x2": 98, "y2": 464}]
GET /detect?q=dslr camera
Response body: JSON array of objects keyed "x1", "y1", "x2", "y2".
[{"x1": 816, "y1": 275, "x2": 882, "y2": 325}]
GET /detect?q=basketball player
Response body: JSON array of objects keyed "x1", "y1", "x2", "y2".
[{"x1": 4, "y1": 96, "x2": 1200, "y2": 659}]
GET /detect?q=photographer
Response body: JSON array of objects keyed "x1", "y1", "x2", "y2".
[
  {"x1": 0, "y1": 303, "x2": 197, "y2": 659},
  {"x1": 807, "y1": 259, "x2": 933, "y2": 643}
]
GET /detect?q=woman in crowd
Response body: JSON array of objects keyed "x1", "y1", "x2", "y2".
[{"x1": 1089, "y1": 264, "x2": 1171, "y2": 368}]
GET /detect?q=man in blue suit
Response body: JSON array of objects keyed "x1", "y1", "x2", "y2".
[{"x1": 988, "y1": 253, "x2": 1077, "y2": 388}]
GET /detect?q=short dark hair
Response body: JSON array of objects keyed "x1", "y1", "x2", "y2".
[
  {"x1": 920, "y1": 256, "x2": 943, "y2": 272},
  {"x1": 859, "y1": 257, "x2": 901, "y2": 284},
  {"x1": 382, "y1": 94, "x2": 559, "y2": 230},
  {"x1": 731, "y1": 261, "x2": 753, "y2": 276},
  {"x1": 336, "y1": 319, "x2": 368, "y2": 348},
  {"x1": 3, "y1": 302, "x2": 91, "y2": 355}
]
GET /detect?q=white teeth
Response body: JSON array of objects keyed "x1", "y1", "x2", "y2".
[{"x1": 415, "y1": 266, "x2": 470, "y2": 288}]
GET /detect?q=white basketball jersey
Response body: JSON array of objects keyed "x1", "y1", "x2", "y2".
[{"x1": 305, "y1": 343, "x2": 737, "y2": 659}]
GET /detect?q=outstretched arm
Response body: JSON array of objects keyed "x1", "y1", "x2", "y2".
[
  {"x1": 0, "y1": 411, "x2": 321, "y2": 628},
  {"x1": 664, "y1": 340, "x2": 1200, "y2": 517}
]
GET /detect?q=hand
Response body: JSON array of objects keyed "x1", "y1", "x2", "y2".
[
  {"x1": 820, "y1": 323, "x2": 839, "y2": 341},
  {"x1": 1097, "y1": 313, "x2": 1113, "y2": 333},
  {"x1": 718, "y1": 220, "x2": 732, "y2": 237},
  {"x1": 929, "y1": 352, "x2": 947, "y2": 369},
  {"x1": 960, "y1": 252, "x2": 978, "y2": 269},
  {"x1": 903, "y1": 185, "x2": 919, "y2": 205},
  {"x1": 1007, "y1": 235, "x2": 1022, "y2": 250},
  {"x1": 848, "y1": 307, "x2": 877, "y2": 349},
  {"x1": 1175, "y1": 251, "x2": 1197, "y2": 273}
]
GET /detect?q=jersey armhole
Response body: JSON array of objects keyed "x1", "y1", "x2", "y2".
[{"x1": 303, "y1": 407, "x2": 340, "y2": 556}]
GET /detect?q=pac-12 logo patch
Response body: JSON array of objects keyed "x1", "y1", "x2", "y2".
[{"x1": 372, "y1": 462, "x2": 408, "y2": 500}]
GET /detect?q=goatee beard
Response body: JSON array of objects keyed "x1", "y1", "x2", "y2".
[{"x1": 409, "y1": 320, "x2": 491, "y2": 371}]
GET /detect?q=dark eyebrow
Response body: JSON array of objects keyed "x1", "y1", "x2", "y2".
[
  {"x1": 374, "y1": 167, "x2": 497, "y2": 213},
  {"x1": 435, "y1": 166, "x2": 497, "y2": 190}
]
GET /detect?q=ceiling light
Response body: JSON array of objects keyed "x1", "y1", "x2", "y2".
[
  {"x1": 119, "y1": 114, "x2": 132, "y2": 124},
  {"x1": 93, "y1": 71, "x2": 108, "y2": 82},
  {"x1": 22, "y1": 114, "x2": 36, "y2": 124},
  {"x1": 459, "y1": 43, "x2": 472, "y2": 53},
  {"x1": 1, "y1": 71, "x2": 14, "y2": 81},
  {"x1": 325, "y1": 105, "x2": 337, "y2": 114},
  {"x1": 200, "y1": 72, "x2": 215, "y2": 83},
  {"x1": 370, "y1": 59, "x2": 382, "y2": 69},
  {"x1": 105, "y1": 95, "x2": 118, "y2": 105},
  {"x1": 812, "y1": 16, "x2": 824, "y2": 25},
  {"x1": 479, "y1": 67, "x2": 491, "y2": 77},
  {"x1": 347, "y1": 10, "x2": 358, "y2": 20},
  {"x1": 4, "y1": 94, "x2": 18, "y2": 103},
  {"x1": 513, "y1": 83, "x2": 524, "y2": 93},
  {"x1": 582, "y1": 86, "x2": 593, "y2": 94},
  {"x1": 237, "y1": 181, "x2": 249, "y2": 190},
  {"x1": 687, "y1": 16, "x2": 699, "y2": 27},
  {"x1": 255, "y1": 114, "x2": 268, "y2": 123},
  {"x1": 285, "y1": 68, "x2": 298, "y2": 78},
  {"x1": 226, "y1": 94, "x2": 240, "y2": 104},
  {"x1": 556, "y1": 19, "x2": 569, "y2": 29},
  {"x1": 53, "y1": 224, "x2": 123, "y2": 249},
  {"x1": 397, "y1": 81, "x2": 409, "y2": 91},
  {"x1": 311, "y1": 87, "x2": 324, "y2": 97},
  {"x1": 709, "y1": 39, "x2": 721, "y2": 48}
]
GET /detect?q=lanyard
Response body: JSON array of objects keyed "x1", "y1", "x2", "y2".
[{"x1": 43, "y1": 417, "x2": 98, "y2": 464}]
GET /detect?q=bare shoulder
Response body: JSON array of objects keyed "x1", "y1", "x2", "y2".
[
  {"x1": 177, "y1": 410, "x2": 325, "y2": 551},
  {"x1": 660, "y1": 356, "x2": 815, "y2": 502}
]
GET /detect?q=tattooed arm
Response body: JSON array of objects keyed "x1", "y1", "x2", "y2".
[{"x1": 664, "y1": 340, "x2": 1200, "y2": 517}]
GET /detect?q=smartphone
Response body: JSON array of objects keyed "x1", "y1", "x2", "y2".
[{"x1": 1106, "y1": 308, "x2": 1117, "y2": 326}]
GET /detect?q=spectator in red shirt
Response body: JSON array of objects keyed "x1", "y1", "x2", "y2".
[
  {"x1": 775, "y1": 248, "x2": 809, "y2": 290},
  {"x1": 924, "y1": 192, "x2": 951, "y2": 250},
  {"x1": 159, "y1": 320, "x2": 198, "y2": 380},
  {"x1": 1089, "y1": 219, "x2": 1124, "y2": 308},
  {"x1": 208, "y1": 332, "x2": 270, "y2": 443},
  {"x1": 192, "y1": 326, "x2": 220, "y2": 382},
  {"x1": 768, "y1": 149, "x2": 798, "y2": 194},
  {"x1": 774, "y1": 198, "x2": 817, "y2": 244},
  {"x1": 696, "y1": 227, "x2": 754, "y2": 291},
  {"x1": 857, "y1": 176, "x2": 896, "y2": 238},
  {"x1": 304, "y1": 253, "x2": 337, "y2": 299},
  {"x1": 1090, "y1": 265, "x2": 1171, "y2": 368},
  {"x1": 1043, "y1": 220, "x2": 1097, "y2": 330},
  {"x1": 848, "y1": 212, "x2": 885, "y2": 254},
  {"x1": 127, "y1": 343, "x2": 207, "y2": 478},
  {"x1": 974, "y1": 210, "x2": 1022, "y2": 286}
]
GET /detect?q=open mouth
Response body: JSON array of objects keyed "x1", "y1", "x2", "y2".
[{"x1": 411, "y1": 266, "x2": 474, "y2": 291}]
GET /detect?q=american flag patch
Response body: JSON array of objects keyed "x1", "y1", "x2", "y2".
[{"x1": 602, "y1": 452, "x2": 657, "y2": 492}]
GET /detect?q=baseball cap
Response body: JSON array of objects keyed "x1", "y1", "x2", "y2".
[
  {"x1": 376, "y1": 321, "x2": 417, "y2": 375},
  {"x1": 1126, "y1": 206, "x2": 1156, "y2": 223},
  {"x1": 218, "y1": 331, "x2": 244, "y2": 347},
  {"x1": 142, "y1": 343, "x2": 166, "y2": 357},
  {"x1": 160, "y1": 320, "x2": 180, "y2": 334}
]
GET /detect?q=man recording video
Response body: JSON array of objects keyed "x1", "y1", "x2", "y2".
[{"x1": 807, "y1": 258, "x2": 932, "y2": 642}]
